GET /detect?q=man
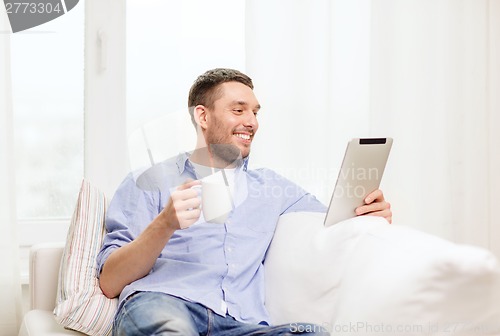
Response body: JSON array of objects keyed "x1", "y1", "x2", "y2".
[{"x1": 97, "y1": 68, "x2": 392, "y2": 335}]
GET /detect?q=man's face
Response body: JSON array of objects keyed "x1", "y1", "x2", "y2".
[{"x1": 203, "y1": 81, "x2": 260, "y2": 161}]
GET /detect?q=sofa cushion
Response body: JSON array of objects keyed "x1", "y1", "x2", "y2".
[
  {"x1": 54, "y1": 180, "x2": 117, "y2": 336},
  {"x1": 264, "y1": 212, "x2": 500, "y2": 335}
]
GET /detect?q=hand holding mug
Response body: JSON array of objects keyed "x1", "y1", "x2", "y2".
[{"x1": 162, "y1": 179, "x2": 202, "y2": 230}]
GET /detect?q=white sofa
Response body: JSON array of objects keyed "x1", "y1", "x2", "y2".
[
  {"x1": 19, "y1": 242, "x2": 81, "y2": 336},
  {"x1": 18, "y1": 212, "x2": 500, "y2": 336}
]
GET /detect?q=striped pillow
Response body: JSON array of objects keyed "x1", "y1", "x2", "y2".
[{"x1": 54, "y1": 180, "x2": 117, "y2": 336}]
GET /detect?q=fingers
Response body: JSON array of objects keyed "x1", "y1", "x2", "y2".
[
  {"x1": 356, "y1": 189, "x2": 392, "y2": 224},
  {"x1": 171, "y1": 187, "x2": 199, "y2": 204},
  {"x1": 162, "y1": 180, "x2": 202, "y2": 230},
  {"x1": 176, "y1": 179, "x2": 201, "y2": 191},
  {"x1": 177, "y1": 208, "x2": 201, "y2": 224},
  {"x1": 171, "y1": 180, "x2": 201, "y2": 211},
  {"x1": 355, "y1": 200, "x2": 390, "y2": 216},
  {"x1": 364, "y1": 189, "x2": 384, "y2": 204}
]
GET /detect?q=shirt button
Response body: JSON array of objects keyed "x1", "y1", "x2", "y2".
[{"x1": 227, "y1": 247, "x2": 232, "y2": 252}]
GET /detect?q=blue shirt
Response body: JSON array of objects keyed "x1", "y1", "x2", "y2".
[{"x1": 96, "y1": 152, "x2": 326, "y2": 325}]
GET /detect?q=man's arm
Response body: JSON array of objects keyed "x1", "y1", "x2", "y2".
[
  {"x1": 99, "y1": 179, "x2": 201, "y2": 298},
  {"x1": 355, "y1": 189, "x2": 392, "y2": 223}
]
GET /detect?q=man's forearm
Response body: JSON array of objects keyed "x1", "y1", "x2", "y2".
[{"x1": 99, "y1": 214, "x2": 176, "y2": 298}]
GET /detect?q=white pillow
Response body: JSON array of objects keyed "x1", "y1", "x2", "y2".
[
  {"x1": 264, "y1": 212, "x2": 500, "y2": 335},
  {"x1": 54, "y1": 180, "x2": 117, "y2": 336}
]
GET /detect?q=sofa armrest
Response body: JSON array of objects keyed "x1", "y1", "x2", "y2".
[
  {"x1": 30, "y1": 242, "x2": 65, "y2": 311},
  {"x1": 19, "y1": 310, "x2": 82, "y2": 336}
]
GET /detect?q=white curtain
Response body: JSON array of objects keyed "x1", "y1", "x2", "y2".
[
  {"x1": 369, "y1": 0, "x2": 500, "y2": 255},
  {"x1": 0, "y1": 7, "x2": 22, "y2": 336},
  {"x1": 246, "y1": 0, "x2": 500, "y2": 258}
]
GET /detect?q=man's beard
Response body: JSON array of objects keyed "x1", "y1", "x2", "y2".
[
  {"x1": 208, "y1": 143, "x2": 243, "y2": 168},
  {"x1": 204, "y1": 120, "x2": 248, "y2": 167}
]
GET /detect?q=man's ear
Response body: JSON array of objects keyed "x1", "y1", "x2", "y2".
[{"x1": 194, "y1": 105, "x2": 208, "y2": 130}]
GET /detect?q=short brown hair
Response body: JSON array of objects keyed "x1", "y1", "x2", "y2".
[{"x1": 188, "y1": 68, "x2": 254, "y2": 127}]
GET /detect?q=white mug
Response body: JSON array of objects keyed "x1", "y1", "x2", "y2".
[{"x1": 200, "y1": 171, "x2": 233, "y2": 224}]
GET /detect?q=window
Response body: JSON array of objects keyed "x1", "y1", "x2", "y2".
[
  {"x1": 11, "y1": 2, "x2": 84, "y2": 222},
  {"x1": 11, "y1": 2, "x2": 84, "y2": 280},
  {"x1": 126, "y1": 0, "x2": 245, "y2": 169}
]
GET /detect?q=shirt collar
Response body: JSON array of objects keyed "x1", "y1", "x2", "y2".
[{"x1": 176, "y1": 151, "x2": 249, "y2": 175}]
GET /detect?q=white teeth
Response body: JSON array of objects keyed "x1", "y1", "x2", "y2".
[{"x1": 234, "y1": 133, "x2": 250, "y2": 140}]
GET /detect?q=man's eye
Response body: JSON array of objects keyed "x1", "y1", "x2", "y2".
[{"x1": 233, "y1": 109, "x2": 243, "y2": 113}]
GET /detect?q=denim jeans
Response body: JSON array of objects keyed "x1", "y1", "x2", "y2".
[{"x1": 113, "y1": 292, "x2": 330, "y2": 336}]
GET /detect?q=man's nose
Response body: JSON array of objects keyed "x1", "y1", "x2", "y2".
[{"x1": 243, "y1": 111, "x2": 258, "y2": 129}]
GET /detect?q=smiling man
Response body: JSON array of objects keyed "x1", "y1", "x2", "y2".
[{"x1": 96, "y1": 68, "x2": 392, "y2": 336}]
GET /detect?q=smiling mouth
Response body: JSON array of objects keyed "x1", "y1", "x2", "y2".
[{"x1": 233, "y1": 133, "x2": 252, "y2": 141}]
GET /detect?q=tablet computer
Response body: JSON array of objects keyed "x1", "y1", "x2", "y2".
[{"x1": 324, "y1": 138, "x2": 393, "y2": 227}]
